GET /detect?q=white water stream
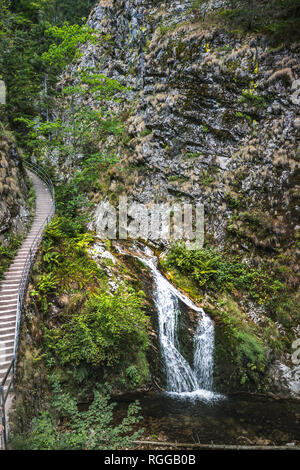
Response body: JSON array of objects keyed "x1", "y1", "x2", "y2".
[{"x1": 119, "y1": 244, "x2": 224, "y2": 402}]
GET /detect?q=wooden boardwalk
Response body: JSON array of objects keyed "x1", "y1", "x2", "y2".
[{"x1": 0, "y1": 170, "x2": 53, "y2": 386}]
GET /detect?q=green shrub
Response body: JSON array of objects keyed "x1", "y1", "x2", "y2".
[
  {"x1": 11, "y1": 383, "x2": 143, "y2": 450},
  {"x1": 43, "y1": 287, "x2": 149, "y2": 368},
  {"x1": 165, "y1": 242, "x2": 285, "y2": 304}
]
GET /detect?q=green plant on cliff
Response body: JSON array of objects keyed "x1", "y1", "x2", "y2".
[
  {"x1": 217, "y1": 0, "x2": 300, "y2": 43},
  {"x1": 17, "y1": 66, "x2": 125, "y2": 162},
  {"x1": 11, "y1": 381, "x2": 143, "y2": 450},
  {"x1": 40, "y1": 216, "x2": 102, "y2": 290},
  {"x1": 213, "y1": 297, "x2": 269, "y2": 386},
  {"x1": 41, "y1": 21, "x2": 98, "y2": 70},
  {"x1": 165, "y1": 242, "x2": 284, "y2": 303},
  {"x1": 27, "y1": 215, "x2": 150, "y2": 392},
  {"x1": 43, "y1": 287, "x2": 149, "y2": 368}
]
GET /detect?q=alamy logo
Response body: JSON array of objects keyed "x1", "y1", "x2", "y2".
[
  {"x1": 292, "y1": 339, "x2": 300, "y2": 365},
  {"x1": 93, "y1": 197, "x2": 204, "y2": 250}
]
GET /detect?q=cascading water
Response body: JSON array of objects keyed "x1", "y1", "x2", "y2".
[{"x1": 122, "y1": 244, "x2": 223, "y2": 402}]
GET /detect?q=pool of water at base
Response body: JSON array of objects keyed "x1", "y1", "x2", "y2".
[{"x1": 114, "y1": 391, "x2": 300, "y2": 445}]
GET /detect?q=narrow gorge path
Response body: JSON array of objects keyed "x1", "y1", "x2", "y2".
[{"x1": 0, "y1": 170, "x2": 53, "y2": 386}]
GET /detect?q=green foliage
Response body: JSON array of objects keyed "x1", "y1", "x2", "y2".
[
  {"x1": 19, "y1": 65, "x2": 125, "y2": 220},
  {"x1": 165, "y1": 242, "x2": 285, "y2": 305},
  {"x1": 11, "y1": 382, "x2": 143, "y2": 450},
  {"x1": 235, "y1": 330, "x2": 266, "y2": 367},
  {"x1": 10, "y1": 0, "x2": 96, "y2": 25},
  {"x1": 235, "y1": 111, "x2": 253, "y2": 125},
  {"x1": 40, "y1": 216, "x2": 103, "y2": 292},
  {"x1": 43, "y1": 287, "x2": 149, "y2": 368},
  {"x1": 139, "y1": 128, "x2": 152, "y2": 137},
  {"x1": 0, "y1": 235, "x2": 23, "y2": 279},
  {"x1": 217, "y1": 0, "x2": 300, "y2": 43},
  {"x1": 31, "y1": 273, "x2": 58, "y2": 297},
  {"x1": 199, "y1": 170, "x2": 214, "y2": 186},
  {"x1": 184, "y1": 151, "x2": 203, "y2": 159},
  {"x1": 225, "y1": 194, "x2": 243, "y2": 210},
  {"x1": 0, "y1": 0, "x2": 97, "y2": 139},
  {"x1": 42, "y1": 22, "x2": 98, "y2": 71},
  {"x1": 207, "y1": 296, "x2": 276, "y2": 390},
  {"x1": 167, "y1": 174, "x2": 187, "y2": 183},
  {"x1": 48, "y1": 153, "x2": 118, "y2": 223},
  {"x1": 126, "y1": 365, "x2": 142, "y2": 388},
  {"x1": 18, "y1": 67, "x2": 126, "y2": 165},
  {"x1": 238, "y1": 90, "x2": 266, "y2": 108},
  {"x1": 191, "y1": 0, "x2": 203, "y2": 10}
]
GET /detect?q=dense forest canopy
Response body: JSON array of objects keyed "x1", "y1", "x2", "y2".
[{"x1": 0, "y1": 0, "x2": 96, "y2": 139}]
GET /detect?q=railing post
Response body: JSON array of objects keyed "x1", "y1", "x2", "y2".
[
  {"x1": 12, "y1": 361, "x2": 15, "y2": 394},
  {"x1": 1, "y1": 385, "x2": 7, "y2": 450}
]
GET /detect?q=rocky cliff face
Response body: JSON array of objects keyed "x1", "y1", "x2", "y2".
[
  {"x1": 61, "y1": 0, "x2": 300, "y2": 395},
  {"x1": 77, "y1": 0, "x2": 300, "y2": 251},
  {"x1": 0, "y1": 129, "x2": 30, "y2": 244}
]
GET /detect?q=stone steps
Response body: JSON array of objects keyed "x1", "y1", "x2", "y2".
[{"x1": 0, "y1": 170, "x2": 53, "y2": 383}]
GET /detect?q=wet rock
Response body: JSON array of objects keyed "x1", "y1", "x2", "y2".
[{"x1": 269, "y1": 361, "x2": 300, "y2": 397}]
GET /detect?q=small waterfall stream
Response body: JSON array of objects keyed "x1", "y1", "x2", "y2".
[{"x1": 122, "y1": 243, "x2": 223, "y2": 402}]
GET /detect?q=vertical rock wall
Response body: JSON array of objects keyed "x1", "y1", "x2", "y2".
[{"x1": 0, "y1": 130, "x2": 30, "y2": 244}]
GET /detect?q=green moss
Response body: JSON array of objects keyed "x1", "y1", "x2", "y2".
[
  {"x1": 159, "y1": 256, "x2": 203, "y2": 303},
  {"x1": 211, "y1": 296, "x2": 269, "y2": 388},
  {"x1": 167, "y1": 174, "x2": 188, "y2": 183},
  {"x1": 183, "y1": 151, "x2": 203, "y2": 159},
  {"x1": 235, "y1": 111, "x2": 253, "y2": 125},
  {"x1": 199, "y1": 170, "x2": 214, "y2": 186},
  {"x1": 238, "y1": 91, "x2": 267, "y2": 108},
  {"x1": 139, "y1": 128, "x2": 152, "y2": 137}
]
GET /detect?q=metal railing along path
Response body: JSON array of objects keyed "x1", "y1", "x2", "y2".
[{"x1": 0, "y1": 161, "x2": 55, "y2": 450}]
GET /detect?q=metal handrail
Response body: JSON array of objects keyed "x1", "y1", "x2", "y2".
[
  {"x1": 0, "y1": 161, "x2": 55, "y2": 450},
  {"x1": 14, "y1": 162, "x2": 55, "y2": 361}
]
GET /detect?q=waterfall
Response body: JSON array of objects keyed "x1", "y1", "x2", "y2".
[{"x1": 125, "y1": 244, "x2": 224, "y2": 402}]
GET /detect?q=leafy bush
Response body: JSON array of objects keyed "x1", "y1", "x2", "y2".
[
  {"x1": 11, "y1": 382, "x2": 143, "y2": 450},
  {"x1": 165, "y1": 242, "x2": 285, "y2": 305},
  {"x1": 43, "y1": 287, "x2": 149, "y2": 368},
  {"x1": 40, "y1": 216, "x2": 103, "y2": 291},
  {"x1": 235, "y1": 330, "x2": 266, "y2": 368}
]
